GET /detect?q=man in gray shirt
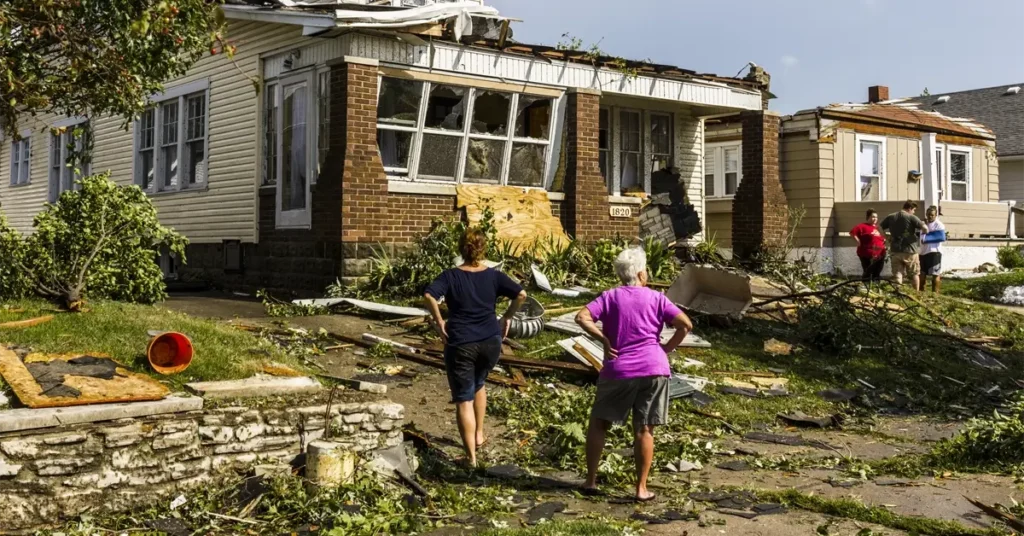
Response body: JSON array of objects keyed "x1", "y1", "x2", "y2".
[{"x1": 881, "y1": 200, "x2": 929, "y2": 289}]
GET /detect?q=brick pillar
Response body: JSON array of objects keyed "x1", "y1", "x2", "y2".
[
  {"x1": 563, "y1": 89, "x2": 614, "y2": 242},
  {"x1": 731, "y1": 110, "x2": 787, "y2": 262},
  {"x1": 336, "y1": 58, "x2": 390, "y2": 279}
]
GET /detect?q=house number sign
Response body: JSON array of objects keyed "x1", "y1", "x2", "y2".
[{"x1": 610, "y1": 206, "x2": 632, "y2": 218}]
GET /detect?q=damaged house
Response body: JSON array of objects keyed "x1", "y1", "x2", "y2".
[
  {"x1": 0, "y1": 0, "x2": 773, "y2": 292},
  {"x1": 704, "y1": 85, "x2": 1013, "y2": 275}
]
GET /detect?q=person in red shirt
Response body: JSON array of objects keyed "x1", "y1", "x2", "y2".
[{"x1": 850, "y1": 209, "x2": 886, "y2": 282}]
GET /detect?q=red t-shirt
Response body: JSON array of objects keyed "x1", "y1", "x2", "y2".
[{"x1": 851, "y1": 223, "x2": 885, "y2": 259}]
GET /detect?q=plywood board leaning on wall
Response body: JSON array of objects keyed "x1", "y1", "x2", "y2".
[
  {"x1": 456, "y1": 185, "x2": 571, "y2": 253},
  {"x1": 0, "y1": 348, "x2": 169, "y2": 408}
]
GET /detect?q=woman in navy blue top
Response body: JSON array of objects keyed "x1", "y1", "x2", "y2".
[{"x1": 424, "y1": 228, "x2": 527, "y2": 467}]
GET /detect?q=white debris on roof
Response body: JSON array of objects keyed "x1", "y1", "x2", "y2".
[{"x1": 820, "y1": 100, "x2": 994, "y2": 139}]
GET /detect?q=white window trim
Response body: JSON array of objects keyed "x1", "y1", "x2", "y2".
[
  {"x1": 945, "y1": 144, "x2": 973, "y2": 202},
  {"x1": 854, "y1": 134, "x2": 887, "y2": 202},
  {"x1": 274, "y1": 69, "x2": 317, "y2": 229},
  {"x1": 313, "y1": 66, "x2": 331, "y2": 185},
  {"x1": 48, "y1": 118, "x2": 90, "y2": 202},
  {"x1": 602, "y1": 108, "x2": 674, "y2": 196},
  {"x1": 9, "y1": 128, "x2": 32, "y2": 186},
  {"x1": 376, "y1": 76, "x2": 559, "y2": 190},
  {"x1": 704, "y1": 141, "x2": 743, "y2": 199},
  {"x1": 133, "y1": 78, "x2": 211, "y2": 195}
]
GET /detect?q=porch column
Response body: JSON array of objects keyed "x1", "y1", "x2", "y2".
[
  {"x1": 921, "y1": 133, "x2": 939, "y2": 210},
  {"x1": 731, "y1": 110, "x2": 787, "y2": 262},
  {"x1": 563, "y1": 88, "x2": 615, "y2": 242}
]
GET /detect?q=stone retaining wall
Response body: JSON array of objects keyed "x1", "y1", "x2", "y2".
[{"x1": 0, "y1": 397, "x2": 404, "y2": 532}]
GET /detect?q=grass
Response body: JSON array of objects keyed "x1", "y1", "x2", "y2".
[
  {"x1": 0, "y1": 298, "x2": 301, "y2": 389},
  {"x1": 757, "y1": 489, "x2": 1005, "y2": 536},
  {"x1": 943, "y1": 270, "x2": 1024, "y2": 304},
  {"x1": 482, "y1": 520, "x2": 640, "y2": 535}
]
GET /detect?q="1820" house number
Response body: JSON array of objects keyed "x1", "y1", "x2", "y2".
[{"x1": 609, "y1": 206, "x2": 632, "y2": 218}]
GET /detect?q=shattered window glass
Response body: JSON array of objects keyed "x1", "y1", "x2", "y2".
[
  {"x1": 508, "y1": 143, "x2": 546, "y2": 188},
  {"x1": 377, "y1": 77, "x2": 423, "y2": 127},
  {"x1": 470, "y1": 91, "x2": 511, "y2": 136},
  {"x1": 464, "y1": 138, "x2": 505, "y2": 183},
  {"x1": 515, "y1": 96, "x2": 552, "y2": 140},
  {"x1": 651, "y1": 113, "x2": 672, "y2": 172},
  {"x1": 377, "y1": 130, "x2": 414, "y2": 172},
  {"x1": 417, "y1": 134, "x2": 460, "y2": 179},
  {"x1": 424, "y1": 85, "x2": 467, "y2": 131}
]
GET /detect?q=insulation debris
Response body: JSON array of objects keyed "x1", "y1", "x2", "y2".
[{"x1": 290, "y1": 297, "x2": 429, "y2": 317}]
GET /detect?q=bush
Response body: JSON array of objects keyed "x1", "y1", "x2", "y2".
[
  {"x1": 997, "y1": 243, "x2": 1024, "y2": 269},
  {"x1": 931, "y1": 393, "x2": 1024, "y2": 472},
  {"x1": 0, "y1": 215, "x2": 29, "y2": 300},
  {"x1": 11, "y1": 173, "x2": 187, "y2": 309}
]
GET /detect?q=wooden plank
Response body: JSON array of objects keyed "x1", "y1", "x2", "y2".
[
  {"x1": 456, "y1": 185, "x2": 570, "y2": 253},
  {"x1": 0, "y1": 315, "x2": 55, "y2": 329},
  {"x1": 0, "y1": 349, "x2": 169, "y2": 409}
]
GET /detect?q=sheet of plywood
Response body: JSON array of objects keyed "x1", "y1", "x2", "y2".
[
  {"x1": 456, "y1": 185, "x2": 570, "y2": 253},
  {"x1": 0, "y1": 349, "x2": 169, "y2": 409}
]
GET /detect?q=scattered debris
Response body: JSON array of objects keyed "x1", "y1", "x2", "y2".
[
  {"x1": 718, "y1": 385, "x2": 761, "y2": 398},
  {"x1": 743, "y1": 432, "x2": 837, "y2": 451},
  {"x1": 185, "y1": 376, "x2": 321, "y2": 399},
  {"x1": 717, "y1": 508, "x2": 758, "y2": 519},
  {"x1": 146, "y1": 331, "x2": 193, "y2": 375},
  {"x1": 668, "y1": 374, "x2": 711, "y2": 400},
  {"x1": 776, "y1": 411, "x2": 843, "y2": 429},
  {"x1": 664, "y1": 459, "x2": 703, "y2": 473},
  {"x1": 720, "y1": 377, "x2": 758, "y2": 390},
  {"x1": 0, "y1": 315, "x2": 55, "y2": 329},
  {"x1": 819, "y1": 388, "x2": 860, "y2": 402},
  {"x1": 531, "y1": 265, "x2": 591, "y2": 298},
  {"x1": 457, "y1": 184, "x2": 570, "y2": 253},
  {"x1": 486, "y1": 464, "x2": 529, "y2": 479},
  {"x1": 545, "y1": 312, "x2": 712, "y2": 348},
  {"x1": 362, "y1": 333, "x2": 421, "y2": 354},
  {"x1": 750, "y1": 376, "x2": 790, "y2": 389},
  {"x1": 690, "y1": 490, "x2": 757, "y2": 510},
  {"x1": 525, "y1": 501, "x2": 567, "y2": 525},
  {"x1": 666, "y1": 265, "x2": 753, "y2": 317},
  {"x1": 874, "y1": 479, "x2": 920, "y2": 487},
  {"x1": 0, "y1": 349, "x2": 169, "y2": 408},
  {"x1": 291, "y1": 297, "x2": 429, "y2": 317},
  {"x1": 317, "y1": 374, "x2": 387, "y2": 395},
  {"x1": 857, "y1": 379, "x2": 877, "y2": 390},
  {"x1": 506, "y1": 296, "x2": 545, "y2": 339},
  {"x1": 715, "y1": 460, "x2": 753, "y2": 471},
  {"x1": 963, "y1": 495, "x2": 1024, "y2": 532},
  {"x1": 639, "y1": 192, "x2": 701, "y2": 245},
  {"x1": 261, "y1": 363, "x2": 305, "y2": 377},
  {"x1": 763, "y1": 338, "x2": 794, "y2": 356},
  {"x1": 169, "y1": 494, "x2": 187, "y2": 510}
]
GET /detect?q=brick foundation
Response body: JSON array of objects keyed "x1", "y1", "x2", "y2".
[{"x1": 731, "y1": 110, "x2": 787, "y2": 261}]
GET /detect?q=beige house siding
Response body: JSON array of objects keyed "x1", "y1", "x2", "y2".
[
  {"x1": 1002, "y1": 159, "x2": 1024, "y2": 201},
  {"x1": 780, "y1": 135, "x2": 832, "y2": 248},
  {"x1": 0, "y1": 20, "x2": 305, "y2": 242},
  {"x1": 705, "y1": 198, "x2": 732, "y2": 247},
  {"x1": 0, "y1": 112, "x2": 60, "y2": 231},
  {"x1": 832, "y1": 130, "x2": 922, "y2": 203}
]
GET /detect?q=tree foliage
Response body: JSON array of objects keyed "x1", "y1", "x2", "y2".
[
  {"x1": 0, "y1": 0, "x2": 228, "y2": 138},
  {"x1": 4, "y1": 173, "x2": 187, "y2": 309}
]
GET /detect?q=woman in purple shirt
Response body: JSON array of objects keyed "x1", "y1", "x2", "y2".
[{"x1": 575, "y1": 247, "x2": 692, "y2": 502}]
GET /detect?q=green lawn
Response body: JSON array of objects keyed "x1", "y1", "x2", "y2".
[
  {"x1": 942, "y1": 270, "x2": 1024, "y2": 303},
  {"x1": 0, "y1": 298, "x2": 300, "y2": 390}
]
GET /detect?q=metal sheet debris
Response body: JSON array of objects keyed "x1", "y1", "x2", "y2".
[
  {"x1": 546, "y1": 312, "x2": 712, "y2": 348},
  {"x1": 291, "y1": 297, "x2": 429, "y2": 317},
  {"x1": 362, "y1": 333, "x2": 421, "y2": 354},
  {"x1": 531, "y1": 265, "x2": 591, "y2": 298}
]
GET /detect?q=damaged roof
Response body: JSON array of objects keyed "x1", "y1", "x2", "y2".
[
  {"x1": 816, "y1": 101, "x2": 995, "y2": 140},
  {"x1": 903, "y1": 85, "x2": 1024, "y2": 156}
]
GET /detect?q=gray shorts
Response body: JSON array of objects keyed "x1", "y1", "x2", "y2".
[{"x1": 591, "y1": 375, "x2": 669, "y2": 430}]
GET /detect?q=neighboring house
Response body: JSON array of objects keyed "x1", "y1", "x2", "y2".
[
  {"x1": 902, "y1": 84, "x2": 1024, "y2": 231},
  {"x1": 705, "y1": 85, "x2": 1008, "y2": 275},
  {"x1": 0, "y1": 0, "x2": 771, "y2": 292}
]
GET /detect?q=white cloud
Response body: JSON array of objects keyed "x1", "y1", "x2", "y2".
[{"x1": 781, "y1": 55, "x2": 799, "y2": 68}]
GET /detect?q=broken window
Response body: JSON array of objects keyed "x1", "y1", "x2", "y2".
[
  {"x1": 372, "y1": 76, "x2": 556, "y2": 188},
  {"x1": 651, "y1": 113, "x2": 672, "y2": 173},
  {"x1": 619, "y1": 110, "x2": 642, "y2": 193},
  {"x1": 949, "y1": 149, "x2": 970, "y2": 201},
  {"x1": 858, "y1": 139, "x2": 882, "y2": 202},
  {"x1": 599, "y1": 108, "x2": 610, "y2": 185}
]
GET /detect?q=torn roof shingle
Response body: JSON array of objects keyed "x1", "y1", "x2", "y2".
[
  {"x1": 902, "y1": 85, "x2": 1024, "y2": 157},
  {"x1": 817, "y1": 101, "x2": 995, "y2": 140}
]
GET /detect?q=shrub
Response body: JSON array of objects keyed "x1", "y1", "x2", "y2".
[
  {"x1": 12, "y1": 173, "x2": 187, "y2": 309},
  {"x1": 0, "y1": 215, "x2": 29, "y2": 300},
  {"x1": 997, "y1": 243, "x2": 1024, "y2": 269},
  {"x1": 930, "y1": 393, "x2": 1024, "y2": 472}
]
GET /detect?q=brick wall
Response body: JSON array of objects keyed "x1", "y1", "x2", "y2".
[
  {"x1": 563, "y1": 90, "x2": 637, "y2": 241},
  {"x1": 731, "y1": 110, "x2": 787, "y2": 261}
]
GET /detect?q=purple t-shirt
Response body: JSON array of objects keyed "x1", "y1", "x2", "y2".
[{"x1": 585, "y1": 286, "x2": 682, "y2": 380}]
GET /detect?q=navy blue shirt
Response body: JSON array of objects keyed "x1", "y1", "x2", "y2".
[{"x1": 425, "y1": 267, "x2": 524, "y2": 346}]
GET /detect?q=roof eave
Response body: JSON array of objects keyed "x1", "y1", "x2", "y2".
[
  {"x1": 818, "y1": 109, "x2": 995, "y2": 141},
  {"x1": 222, "y1": 4, "x2": 336, "y2": 31}
]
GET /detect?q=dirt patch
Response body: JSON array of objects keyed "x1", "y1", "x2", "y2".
[{"x1": 165, "y1": 291, "x2": 267, "y2": 320}]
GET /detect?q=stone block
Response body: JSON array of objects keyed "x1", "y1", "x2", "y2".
[
  {"x1": 0, "y1": 396, "x2": 203, "y2": 434},
  {"x1": 35, "y1": 457, "x2": 98, "y2": 477},
  {"x1": 157, "y1": 420, "x2": 197, "y2": 435},
  {"x1": 264, "y1": 425, "x2": 298, "y2": 435},
  {"x1": 63, "y1": 470, "x2": 129, "y2": 490},
  {"x1": 41, "y1": 432, "x2": 88, "y2": 446},
  {"x1": 211, "y1": 435, "x2": 297, "y2": 455},
  {"x1": 342, "y1": 413, "x2": 369, "y2": 424},
  {"x1": 100, "y1": 423, "x2": 147, "y2": 448},
  {"x1": 1, "y1": 435, "x2": 102, "y2": 459},
  {"x1": 152, "y1": 431, "x2": 197, "y2": 451},
  {"x1": 199, "y1": 426, "x2": 234, "y2": 444},
  {"x1": 187, "y1": 377, "x2": 321, "y2": 399},
  {"x1": 112, "y1": 448, "x2": 161, "y2": 470},
  {"x1": 234, "y1": 423, "x2": 266, "y2": 442},
  {"x1": 0, "y1": 457, "x2": 23, "y2": 478}
]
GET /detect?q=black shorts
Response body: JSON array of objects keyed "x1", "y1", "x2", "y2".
[
  {"x1": 920, "y1": 252, "x2": 942, "y2": 276},
  {"x1": 443, "y1": 337, "x2": 502, "y2": 403}
]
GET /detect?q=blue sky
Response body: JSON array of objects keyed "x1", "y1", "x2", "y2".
[{"x1": 488, "y1": 0, "x2": 1024, "y2": 113}]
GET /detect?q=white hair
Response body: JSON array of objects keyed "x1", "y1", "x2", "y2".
[{"x1": 614, "y1": 247, "x2": 647, "y2": 286}]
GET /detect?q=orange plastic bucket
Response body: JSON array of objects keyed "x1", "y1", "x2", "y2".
[{"x1": 147, "y1": 332, "x2": 194, "y2": 374}]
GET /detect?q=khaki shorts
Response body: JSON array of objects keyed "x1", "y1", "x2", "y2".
[
  {"x1": 591, "y1": 376, "x2": 669, "y2": 431},
  {"x1": 891, "y1": 252, "x2": 920, "y2": 279}
]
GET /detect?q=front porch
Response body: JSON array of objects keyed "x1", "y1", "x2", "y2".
[{"x1": 833, "y1": 200, "x2": 1014, "y2": 239}]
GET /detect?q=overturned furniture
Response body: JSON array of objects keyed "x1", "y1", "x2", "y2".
[{"x1": 666, "y1": 265, "x2": 753, "y2": 317}]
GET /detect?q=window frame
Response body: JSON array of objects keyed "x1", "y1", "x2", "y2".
[
  {"x1": 650, "y1": 112, "x2": 673, "y2": 175},
  {"x1": 704, "y1": 141, "x2": 743, "y2": 199},
  {"x1": 48, "y1": 117, "x2": 91, "y2": 202},
  {"x1": 314, "y1": 67, "x2": 331, "y2": 184},
  {"x1": 274, "y1": 69, "x2": 317, "y2": 229},
  {"x1": 945, "y1": 144, "x2": 973, "y2": 202},
  {"x1": 9, "y1": 129, "x2": 32, "y2": 187},
  {"x1": 854, "y1": 134, "x2": 887, "y2": 202},
  {"x1": 602, "y1": 107, "x2": 674, "y2": 196},
  {"x1": 375, "y1": 75, "x2": 559, "y2": 190},
  {"x1": 133, "y1": 78, "x2": 211, "y2": 194}
]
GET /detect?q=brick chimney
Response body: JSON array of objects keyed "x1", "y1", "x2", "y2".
[{"x1": 868, "y1": 85, "x2": 889, "y2": 104}]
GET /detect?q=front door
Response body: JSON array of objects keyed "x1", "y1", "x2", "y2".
[{"x1": 276, "y1": 71, "x2": 315, "y2": 229}]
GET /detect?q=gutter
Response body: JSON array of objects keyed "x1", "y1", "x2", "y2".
[{"x1": 221, "y1": 4, "x2": 336, "y2": 32}]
